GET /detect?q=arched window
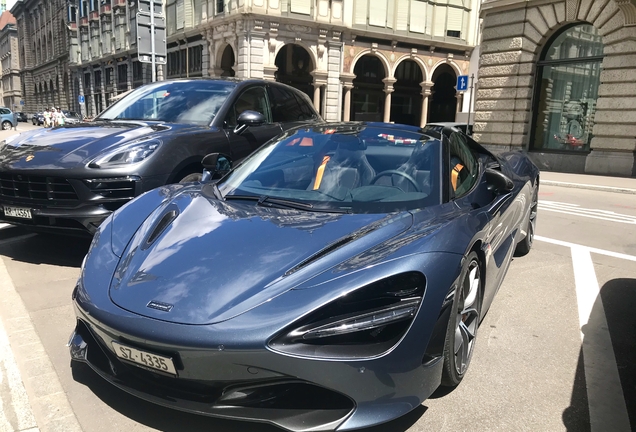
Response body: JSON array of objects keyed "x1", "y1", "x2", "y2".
[{"x1": 531, "y1": 24, "x2": 603, "y2": 152}]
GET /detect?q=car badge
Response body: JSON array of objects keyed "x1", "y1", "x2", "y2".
[
  {"x1": 147, "y1": 300, "x2": 173, "y2": 312},
  {"x1": 25, "y1": 155, "x2": 34, "y2": 162}
]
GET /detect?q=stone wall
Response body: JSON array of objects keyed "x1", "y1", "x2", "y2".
[{"x1": 475, "y1": 0, "x2": 636, "y2": 176}]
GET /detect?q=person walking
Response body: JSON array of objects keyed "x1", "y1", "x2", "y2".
[
  {"x1": 12, "y1": 110, "x2": 18, "y2": 131},
  {"x1": 43, "y1": 108, "x2": 51, "y2": 128}
]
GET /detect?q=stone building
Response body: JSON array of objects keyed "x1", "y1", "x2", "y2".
[
  {"x1": 11, "y1": 0, "x2": 73, "y2": 114},
  {"x1": 475, "y1": 0, "x2": 636, "y2": 177},
  {"x1": 0, "y1": 11, "x2": 21, "y2": 111},
  {"x1": 166, "y1": 0, "x2": 481, "y2": 123},
  {"x1": 66, "y1": 0, "x2": 163, "y2": 117}
]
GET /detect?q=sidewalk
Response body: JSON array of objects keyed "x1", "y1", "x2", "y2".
[{"x1": 541, "y1": 172, "x2": 636, "y2": 195}]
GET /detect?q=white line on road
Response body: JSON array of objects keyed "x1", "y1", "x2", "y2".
[
  {"x1": 539, "y1": 201, "x2": 636, "y2": 225},
  {"x1": 570, "y1": 247, "x2": 631, "y2": 432},
  {"x1": 535, "y1": 235, "x2": 636, "y2": 262}
]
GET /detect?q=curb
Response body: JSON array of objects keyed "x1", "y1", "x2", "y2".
[
  {"x1": 0, "y1": 258, "x2": 83, "y2": 432},
  {"x1": 542, "y1": 180, "x2": 636, "y2": 195}
]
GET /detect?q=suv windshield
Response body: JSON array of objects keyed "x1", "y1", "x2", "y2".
[
  {"x1": 217, "y1": 125, "x2": 442, "y2": 214},
  {"x1": 97, "y1": 80, "x2": 236, "y2": 125}
]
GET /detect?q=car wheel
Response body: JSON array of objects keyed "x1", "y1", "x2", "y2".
[
  {"x1": 441, "y1": 251, "x2": 482, "y2": 388},
  {"x1": 514, "y1": 184, "x2": 538, "y2": 257},
  {"x1": 2, "y1": 121, "x2": 11, "y2": 130},
  {"x1": 178, "y1": 172, "x2": 203, "y2": 183}
]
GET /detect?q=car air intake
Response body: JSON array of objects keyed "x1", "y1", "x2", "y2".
[
  {"x1": 84, "y1": 176, "x2": 139, "y2": 200},
  {"x1": 0, "y1": 173, "x2": 78, "y2": 201}
]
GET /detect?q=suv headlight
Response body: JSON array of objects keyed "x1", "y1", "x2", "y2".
[{"x1": 89, "y1": 138, "x2": 161, "y2": 168}]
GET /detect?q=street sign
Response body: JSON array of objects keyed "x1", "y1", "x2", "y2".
[
  {"x1": 20, "y1": 100, "x2": 24, "y2": 105},
  {"x1": 78, "y1": 95, "x2": 85, "y2": 104},
  {"x1": 138, "y1": 0, "x2": 162, "y2": 14},
  {"x1": 457, "y1": 75, "x2": 469, "y2": 92}
]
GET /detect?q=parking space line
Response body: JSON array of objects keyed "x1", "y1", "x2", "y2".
[
  {"x1": 535, "y1": 235, "x2": 636, "y2": 262},
  {"x1": 570, "y1": 247, "x2": 631, "y2": 432}
]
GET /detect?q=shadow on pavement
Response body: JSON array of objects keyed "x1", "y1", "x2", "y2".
[
  {"x1": 0, "y1": 228, "x2": 90, "y2": 267},
  {"x1": 71, "y1": 361, "x2": 426, "y2": 432},
  {"x1": 562, "y1": 278, "x2": 636, "y2": 431}
]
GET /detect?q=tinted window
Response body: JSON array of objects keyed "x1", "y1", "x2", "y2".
[
  {"x1": 226, "y1": 86, "x2": 271, "y2": 126},
  {"x1": 97, "y1": 80, "x2": 235, "y2": 125},
  {"x1": 293, "y1": 91, "x2": 317, "y2": 120},
  {"x1": 269, "y1": 86, "x2": 307, "y2": 123},
  {"x1": 0, "y1": 108, "x2": 10, "y2": 115}
]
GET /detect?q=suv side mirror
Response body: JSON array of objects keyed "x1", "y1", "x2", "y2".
[
  {"x1": 233, "y1": 110, "x2": 266, "y2": 135},
  {"x1": 201, "y1": 153, "x2": 233, "y2": 181},
  {"x1": 485, "y1": 168, "x2": 514, "y2": 194}
]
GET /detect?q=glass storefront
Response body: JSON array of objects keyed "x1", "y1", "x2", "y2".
[{"x1": 531, "y1": 24, "x2": 603, "y2": 152}]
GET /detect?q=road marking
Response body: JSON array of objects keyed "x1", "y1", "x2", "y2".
[
  {"x1": 535, "y1": 235, "x2": 636, "y2": 262},
  {"x1": 542, "y1": 180, "x2": 636, "y2": 195},
  {"x1": 539, "y1": 200, "x2": 636, "y2": 225},
  {"x1": 570, "y1": 247, "x2": 631, "y2": 432}
]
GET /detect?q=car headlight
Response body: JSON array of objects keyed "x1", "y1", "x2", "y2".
[
  {"x1": 89, "y1": 138, "x2": 161, "y2": 168},
  {"x1": 269, "y1": 272, "x2": 426, "y2": 359}
]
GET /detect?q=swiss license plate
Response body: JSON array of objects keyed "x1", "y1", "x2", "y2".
[
  {"x1": 111, "y1": 341, "x2": 177, "y2": 375},
  {"x1": 3, "y1": 206, "x2": 32, "y2": 219}
]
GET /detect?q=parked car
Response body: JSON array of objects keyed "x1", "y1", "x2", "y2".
[
  {"x1": 16, "y1": 112, "x2": 28, "y2": 123},
  {"x1": 69, "y1": 122, "x2": 539, "y2": 432},
  {"x1": 32, "y1": 112, "x2": 44, "y2": 126},
  {"x1": 0, "y1": 107, "x2": 16, "y2": 130},
  {"x1": 62, "y1": 110, "x2": 83, "y2": 124},
  {"x1": 0, "y1": 78, "x2": 322, "y2": 234}
]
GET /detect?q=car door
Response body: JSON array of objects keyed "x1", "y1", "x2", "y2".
[
  {"x1": 447, "y1": 131, "x2": 517, "y2": 304},
  {"x1": 224, "y1": 86, "x2": 282, "y2": 163}
]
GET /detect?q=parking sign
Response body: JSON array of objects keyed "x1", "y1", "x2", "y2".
[{"x1": 78, "y1": 95, "x2": 85, "y2": 104}]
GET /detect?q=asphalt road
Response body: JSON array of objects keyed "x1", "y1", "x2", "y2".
[{"x1": 0, "y1": 175, "x2": 634, "y2": 431}]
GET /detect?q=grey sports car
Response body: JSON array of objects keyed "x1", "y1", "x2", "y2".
[{"x1": 69, "y1": 123, "x2": 539, "y2": 431}]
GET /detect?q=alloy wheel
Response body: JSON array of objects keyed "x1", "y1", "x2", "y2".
[{"x1": 454, "y1": 259, "x2": 480, "y2": 376}]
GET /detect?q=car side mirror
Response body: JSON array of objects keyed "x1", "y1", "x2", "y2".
[
  {"x1": 201, "y1": 153, "x2": 233, "y2": 177},
  {"x1": 485, "y1": 168, "x2": 514, "y2": 194},
  {"x1": 233, "y1": 110, "x2": 266, "y2": 135}
]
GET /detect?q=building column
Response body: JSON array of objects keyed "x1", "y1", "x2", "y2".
[
  {"x1": 456, "y1": 93, "x2": 463, "y2": 114},
  {"x1": 340, "y1": 72, "x2": 355, "y2": 121},
  {"x1": 382, "y1": 77, "x2": 396, "y2": 124},
  {"x1": 311, "y1": 70, "x2": 328, "y2": 116},
  {"x1": 420, "y1": 81, "x2": 433, "y2": 127}
]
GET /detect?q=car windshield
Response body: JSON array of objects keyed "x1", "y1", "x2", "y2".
[
  {"x1": 217, "y1": 125, "x2": 442, "y2": 214},
  {"x1": 96, "y1": 80, "x2": 236, "y2": 125}
]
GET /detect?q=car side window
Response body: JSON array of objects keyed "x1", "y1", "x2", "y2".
[
  {"x1": 0, "y1": 108, "x2": 10, "y2": 115},
  {"x1": 226, "y1": 87, "x2": 271, "y2": 127},
  {"x1": 269, "y1": 86, "x2": 311, "y2": 123},
  {"x1": 449, "y1": 132, "x2": 478, "y2": 198}
]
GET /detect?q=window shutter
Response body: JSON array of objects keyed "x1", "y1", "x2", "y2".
[
  {"x1": 354, "y1": 0, "x2": 367, "y2": 25},
  {"x1": 409, "y1": 0, "x2": 426, "y2": 34},
  {"x1": 396, "y1": 0, "x2": 408, "y2": 30},
  {"x1": 369, "y1": 0, "x2": 386, "y2": 27},
  {"x1": 386, "y1": 0, "x2": 394, "y2": 28},
  {"x1": 433, "y1": 5, "x2": 446, "y2": 37},
  {"x1": 176, "y1": 0, "x2": 184, "y2": 29},
  {"x1": 291, "y1": 0, "x2": 311, "y2": 15},
  {"x1": 426, "y1": 2, "x2": 433, "y2": 34},
  {"x1": 447, "y1": 7, "x2": 462, "y2": 34}
]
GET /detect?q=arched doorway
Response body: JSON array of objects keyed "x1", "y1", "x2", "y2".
[
  {"x1": 391, "y1": 60, "x2": 423, "y2": 126},
  {"x1": 351, "y1": 55, "x2": 386, "y2": 122},
  {"x1": 275, "y1": 44, "x2": 314, "y2": 99},
  {"x1": 429, "y1": 64, "x2": 457, "y2": 123},
  {"x1": 220, "y1": 45, "x2": 235, "y2": 77},
  {"x1": 531, "y1": 24, "x2": 603, "y2": 152}
]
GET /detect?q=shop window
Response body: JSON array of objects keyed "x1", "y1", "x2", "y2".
[{"x1": 531, "y1": 24, "x2": 603, "y2": 152}]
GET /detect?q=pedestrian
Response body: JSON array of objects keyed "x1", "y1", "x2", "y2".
[
  {"x1": 43, "y1": 108, "x2": 51, "y2": 128},
  {"x1": 12, "y1": 110, "x2": 18, "y2": 131},
  {"x1": 51, "y1": 108, "x2": 58, "y2": 127},
  {"x1": 58, "y1": 109, "x2": 65, "y2": 127}
]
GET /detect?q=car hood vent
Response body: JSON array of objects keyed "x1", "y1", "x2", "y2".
[{"x1": 142, "y1": 206, "x2": 179, "y2": 250}]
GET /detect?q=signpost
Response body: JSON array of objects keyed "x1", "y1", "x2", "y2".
[
  {"x1": 137, "y1": 0, "x2": 166, "y2": 83},
  {"x1": 78, "y1": 95, "x2": 85, "y2": 104},
  {"x1": 456, "y1": 74, "x2": 475, "y2": 136}
]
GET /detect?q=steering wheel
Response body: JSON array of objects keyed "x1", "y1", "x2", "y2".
[{"x1": 370, "y1": 170, "x2": 420, "y2": 192}]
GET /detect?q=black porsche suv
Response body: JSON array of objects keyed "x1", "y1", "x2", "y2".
[{"x1": 0, "y1": 79, "x2": 322, "y2": 234}]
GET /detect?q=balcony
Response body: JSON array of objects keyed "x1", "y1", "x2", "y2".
[
  {"x1": 101, "y1": 4, "x2": 112, "y2": 14},
  {"x1": 80, "y1": 17, "x2": 89, "y2": 26},
  {"x1": 114, "y1": 0, "x2": 126, "y2": 7},
  {"x1": 89, "y1": 11, "x2": 99, "y2": 21},
  {"x1": 68, "y1": 22, "x2": 78, "y2": 30}
]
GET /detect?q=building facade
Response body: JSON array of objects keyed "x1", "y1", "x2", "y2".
[
  {"x1": 66, "y1": 0, "x2": 164, "y2": 118},
  {"x1": 164, "y1": 0, "x2": 481, "y2": 124},
  {"x1": 11, "y1": 0, "x2": 73, "y2": 114},
  {"x1": 0, "y1": 11, "x2": 21, "y2": 111},
  {"x1": 475, "y1": 0, "x2": 636, "y2": 177}
]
